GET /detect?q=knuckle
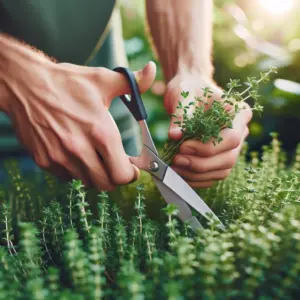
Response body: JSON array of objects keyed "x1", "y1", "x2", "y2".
[
  {"x1": 189, "y1": 180, "x2": 214, "y2": 189},
  {"x1": 88, "y1": 68, "x2": 104, "y2": 83},
  {"x1": 219, "y1": 169, "x2": 231, "y2": 180},
  {"x1": 226, "y1": 152, "x2": 237, "y2": 168},
  {"x1": 53, "y1": 133, "x2": 81, "y2": 163},
  {"x1": 111, "y1": 170, "x2": 134, "y2": 186},
  {"x1": 229, "y1": 129, "x2": 241, "y2": 148},
  {"x1": 202, "y1": 145, "x2": 216, "y2": 157},
  {"x1": 101, "y1": 183, "x2": 116, "y2": 192},
  {"x1": 90, "y1": 123, "x2": 109, "y2": 149},
  {"x1": 90, "y1": 169, "x2": 116, "y2": 192},
  {"x1": 89, "y1": 122, "x2": 101, "y2": 137},
  {"x1": 63, "y1": 134, "x2": 86, "y2": 158},
  {"x1": 34, "y1": 155, "x2": 50, "y2": 169},
  {"x1": 49, "y1": 151, "x2": 68, "y2": 166},
  {"x1": 195, "y1": 161, "x2": 208, "y2": 173},
  {"x1": 204, "y1": 182, "x2": 214, "y2": 188},
  {"x1": 245, "y1": 126, "x2": 250, "y2": 137},
  {"x1": 76, "y1": 176, "x2": 89, "y2": 187},
  {"x1": 200, "y1": 181, "x2": 215, "y2": 189}
]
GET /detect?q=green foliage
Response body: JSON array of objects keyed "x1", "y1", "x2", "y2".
[{"x1": 0, "y1": 134, "x2": 299, "y2": 299}]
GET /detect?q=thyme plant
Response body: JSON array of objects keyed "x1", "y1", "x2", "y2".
[
  {"x1": 1, "y1": 68, "x2": 300, "y2": 299},
  {"x1": 0, "y1": 135, "x2": 299, "y2": 299}
]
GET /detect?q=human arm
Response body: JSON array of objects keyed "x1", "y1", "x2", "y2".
[
  {"x1": 0, "y1": 33, "x2": 156, "y2": 190},
  {"x1": 145, "y1": 0, "x2": 213, "y2": 82},
  {"x1": 0, "y1": 81, "x2": 10, "y2": 112},
  {"x1": 146, "y1": 0, "x2": 252, "y2": 188}
]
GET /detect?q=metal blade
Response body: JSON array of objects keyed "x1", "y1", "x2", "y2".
[
  {"x1": 163, "y1": 167, "x2": 225, "y2": 230},
  {"x1": 132, "y1": 117, "x2": 224, "y2": 230},
  {"x1": 139, "y1": 120, "x2": 158, "y2": 155},
  {"x1": 153, "y1": 177, "x2": 203, "y2": 231}
]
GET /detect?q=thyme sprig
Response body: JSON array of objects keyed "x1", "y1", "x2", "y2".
[{"x1": 161, "y1": 67, "x2": 277, "y2": 164}]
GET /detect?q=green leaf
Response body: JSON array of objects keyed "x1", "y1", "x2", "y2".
[{"x1": 181, "y1": 91, "x2": 189, "y2": 98}]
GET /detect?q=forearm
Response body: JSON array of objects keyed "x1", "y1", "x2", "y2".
[
  {"x1": 146, "y1": 0, "x2": 214, "y2": 82},
  {"x1": 0, "y1": 33, "x2": 54, "y2": 112},
  {"x1": 0, "y1": 80, "x2": 9, "y2": 112}
]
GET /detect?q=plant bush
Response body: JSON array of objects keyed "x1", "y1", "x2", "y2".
[
  {"x1": 0, "y1": 132, "x2": 299, "y2": 299},
  {"x1": 0, "y1": 68, "x2": 299, "y2": 299}
]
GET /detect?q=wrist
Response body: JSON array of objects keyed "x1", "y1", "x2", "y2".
[
  {"x1": 0, "y1": 33, "x2": 56, "y2": 112},
  {"x1": 177, "y1": 57, "x2": 214, "y2": 81},
  {"x1": 169, "y1": 65, "x2": 214, "y2": 89},
  {"x1": 0, "y1": 33, "x2": 55, "y2": 66}
]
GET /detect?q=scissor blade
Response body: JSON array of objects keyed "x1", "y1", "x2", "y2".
[
  {"x1": 162, "y1": 167, "x2": 225, "y2": 230},
  {"x1": 139, "y1": 120, "x2": 158, "y2": 155},
  {"x1": 153, "y1": 177, "x2": 203, "y2": 230}
]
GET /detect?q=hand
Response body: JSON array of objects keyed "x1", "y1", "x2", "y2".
[
  {"x1": 3, "y1": 53, "x2": 156, "y2": 190},
  {"x1": 164, "y1": 71, "x2": 252, "y2": 188}
]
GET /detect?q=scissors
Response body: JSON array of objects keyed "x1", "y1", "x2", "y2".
[{"x1": 114, "y1": 67, "x2": 225, "y2": 231}]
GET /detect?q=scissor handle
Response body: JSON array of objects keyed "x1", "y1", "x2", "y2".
[{"x1": 113, "y1": 67, "x2": 147, "y2": 121}]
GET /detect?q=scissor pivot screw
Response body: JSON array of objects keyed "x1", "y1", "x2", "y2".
[{"x1": 149, "y1": 161, "x2": 159, "y2": 172}]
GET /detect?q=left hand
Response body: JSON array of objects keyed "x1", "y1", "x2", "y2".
[{"x1": 164, "y1": 71, "x2": 252, "y2": 188}]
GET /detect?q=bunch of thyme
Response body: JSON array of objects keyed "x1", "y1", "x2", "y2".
[{"x1": 161, "y1": 67, "x2": 277, "y2": 164}]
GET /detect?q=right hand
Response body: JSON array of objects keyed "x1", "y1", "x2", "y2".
[{"x1": 3, "y1": 54, "x2": 156, "y2": 191}]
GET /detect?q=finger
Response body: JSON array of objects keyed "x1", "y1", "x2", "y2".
[
  {"x1": 168, "y1": 115, "x2": 184, "y2": 141},
  {"x1": 173, "y1": 145, "x2": 241, "y2": 173},
  {"x1": 59, "y1": 132, "x2": 116, "y2": 191},
  {"x1": 42, "y1": 149, "x2": 92, "y2": 187},
  {"x1": 188, "y1": 181, "x2": 216, "y2": 189},
  {"x1": 89, "y1": 113, "x2": 140, "y2": 186},
  {"x1": 179, "y1": 107, "x2": 252, "y2": 156},
  {"x1": 33, "y1": 125, "x2": 94, "y2": 187},
  {"x1": 43, "y1": 163, "x2": 72, "y2": 182},
  {"x1": 48, "y1": 149, "x2": 93, "y2": 188},
  {"x1": 172, "y1": 167, "x2": 232, "y2": 182},
  {"x1": 100, "y1": 61, "x2": 156, "y2": 105},
  {"x1": 64, "y1": 155, "x2": 96, "y2": 188},
  {"x1": 9, "y1": 112, "x2": 74, "y2": 182},
  {"x1": 165, "y1": 86, "x2": 190, "y2": 141}
]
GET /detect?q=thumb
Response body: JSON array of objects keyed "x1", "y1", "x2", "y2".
[
  {"x1": 168, "y1": 114, "x2": 183, "y2": 141},
  {"x1": 105, "y1": 61, "x2": 156, "y2": 103},
  {"x1": 166, "y1": 90, "x2": 196, "y2": 141}
]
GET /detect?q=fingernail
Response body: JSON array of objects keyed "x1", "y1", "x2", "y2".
[
  {"x1": 169, "y1": 127, "x2": 182, "y2": 140},
  {"x1": 130, "y1": 164, "x2": 140, "y2": 183},
  {"x1": 181, "y1": 147, "x2": 197, "y2": 155},
  {"x1": 141, "y1": 61, "x2": 154, "y2": 77},
  {"x1": 174, "y1": 156, "x2": 190, "y2": 167},
  {"x1": 136, "y1": 62, "x2": 151, "y2": 84},
  {"x1": 170, "y1": 127, "x2": 182, "y2": 134},
  {"x1": 142, "y1": 62, "x2": 149, "y2": 75}
]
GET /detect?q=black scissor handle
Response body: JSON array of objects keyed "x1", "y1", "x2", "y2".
[{"x1": 113, "y1": 67, "x2": 147, "y2": 121}]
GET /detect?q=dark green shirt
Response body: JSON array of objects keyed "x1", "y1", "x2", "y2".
[{"x1": 0, "y1": 0, "x2": 140, "y2": 156}]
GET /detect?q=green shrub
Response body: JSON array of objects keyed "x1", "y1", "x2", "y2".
[
  {"x1": 0, "y1": 133, "x2": 299, "y2": 299},
  {"x1": 1, "y1": 67, "x2": 299, "y2": 298}
]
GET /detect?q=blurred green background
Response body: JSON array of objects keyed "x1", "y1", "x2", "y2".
[
  {"x1": 0, "y1": 0, "x2": 299, "y2": 176},
  {"x1": 121, "y1": 0, "x2": 300, "y2": 161}
]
